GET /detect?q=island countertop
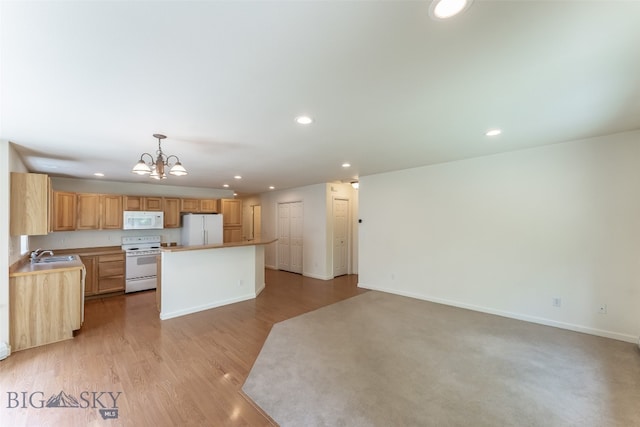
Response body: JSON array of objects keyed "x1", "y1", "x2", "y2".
[{"x1": 161, "y1": 239, "x2": 277, "y2": 253}]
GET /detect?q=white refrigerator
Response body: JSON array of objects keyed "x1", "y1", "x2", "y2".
[{"x1": 181, "y1": 214, "x2": 223, "y2": 246}]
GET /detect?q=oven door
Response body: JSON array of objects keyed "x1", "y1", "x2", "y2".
[{"x1": 125, "y1": 253, "x2": 158, "y2": 293}]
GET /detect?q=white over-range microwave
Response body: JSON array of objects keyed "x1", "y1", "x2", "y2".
[{"x1": 123, "y1": 211, "x2": 164, "y2": 230}]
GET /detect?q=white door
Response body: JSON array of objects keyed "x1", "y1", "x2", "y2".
[
  {"x1": 278, "y1": 203, "x2": 290, "y2": 271},
  {"x1": 277, "y1": 201, "x2": 303, "y2": 274},
  {"x1": 289, "y1": 202, "x2": 303, "y2": 274},
  {"x1": 333, "y1": 198, "x2": 349, "y2": 277}
]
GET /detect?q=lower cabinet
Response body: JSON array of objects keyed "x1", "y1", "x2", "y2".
[
  {"x1": 80, "y1": 255, "x2": 98, "y2": 296},
  {"x1": 98, "y1": 253, "x2": 125, "y2": 293},
  {"x1": 81, "y1": 252, "x2": 125, "y2": 297},
  {"x1": 9, "y1": 269, "x2": 83, "y2": 352}
]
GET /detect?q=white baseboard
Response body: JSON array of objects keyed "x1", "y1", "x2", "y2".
[
  {"x1": 160, "y1": 293, "x2": 256, "y2": 320},
  {"x1": 303, "y1": 271, "x2": 333, "y2": 280},
  {"x1": 255, "y1": 282, "x2": 266, "y2": 296},
  {"x1": 358, "y1": 283, "x2": 638, "y2": 344}
]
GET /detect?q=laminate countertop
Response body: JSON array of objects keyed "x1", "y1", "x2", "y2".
[
  {"x1": 9, "y1": 256, "x2": 84, "y2": 277},
  {"x1": 161, "y1": 239, "x2": 277, "y2": 253},
  {"x1": 9, "y1": 246, "x2": 122, "y2": 277}
]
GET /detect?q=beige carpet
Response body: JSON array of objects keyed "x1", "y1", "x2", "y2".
[{"x1": 242, "y1": 291, "x2": 640, "y2": 427}]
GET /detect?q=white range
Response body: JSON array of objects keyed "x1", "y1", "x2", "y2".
[{"x1": 121, "y1": 235, "x2": 161, "y2": 293}]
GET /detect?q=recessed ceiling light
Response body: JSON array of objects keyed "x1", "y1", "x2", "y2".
[
  {"x1": 342, "y1": 163, "x2": 351, "y2": 168},
  {"x1": 429, "y1": 0, "x2": 473, "y2": 20},
  {"x1": 295, "y1": 116, "x2": 313, "y2": 125},
  {"x1": 269, "y1": 186, "x2": 275, "y2": 190},
  {"x1": 223, "y1": 184, "x2": 229, "y2": 188},
  {"x1": 233, "y1": 193, "x2": 238, "y2": 197},
  {"x1": 93, "y1": 172, "x2": 104, "y2": 177},
  {"x1": 485, "y1": 129, "x2": 502, "y2": 137},
  {"x1": 234, "y1": 175, "x2": 242, "y2": 180}
]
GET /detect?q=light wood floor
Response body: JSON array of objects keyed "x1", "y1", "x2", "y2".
[{"x1": 0, "y1": 270, "x2": 367, "y2": 426}]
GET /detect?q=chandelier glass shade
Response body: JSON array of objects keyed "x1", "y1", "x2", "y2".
[{"x1": 132, "y1": 134, "x2": 187, "y2": 179}]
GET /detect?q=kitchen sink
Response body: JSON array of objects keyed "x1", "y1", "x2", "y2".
[{"x1": 33, "y1": 255, "x2": 79, "y2": 264}]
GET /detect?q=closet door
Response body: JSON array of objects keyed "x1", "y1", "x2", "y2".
[
  {"x1": 277, "y1": 201, "x2": 303, "y2": 274},
  {"x1": 278, "y1": 203, "x2": 291, "y2": 271}
]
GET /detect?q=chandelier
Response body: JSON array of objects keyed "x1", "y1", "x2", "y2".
[{"x1": 131, "y1": 134, "x2": 187, "y2": 179}]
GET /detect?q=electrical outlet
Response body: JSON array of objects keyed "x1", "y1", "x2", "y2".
[
  {"x1": 238, "y1": 279, "x2": 244, "y2": 287},
  {"x1": 552, "y1": 297, "x2": 561, "y2": 308},
  {"x1": 599, "y1": 304, "x2": 607, "y2": 314}
]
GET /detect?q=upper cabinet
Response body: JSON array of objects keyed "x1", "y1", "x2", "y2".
[
  {"x1": 28, "y1": 186, "x2": 222, "y2": 233},
  {"x1": 163, "y1": 198, "x2": 181, "y2": 228},
  {"x1": 180, "y1": 198, "x2": 219, "y2": 213},
  {"x1": 221, "y1": 199, "x2": 242, "y2": 243},
  {"x1": 51, "y1": 191, "x2": 77, "y2": 232},
  {"x1": 75, "y1": 193, "x2": 123, "y2": 230},
  {"x1": 180, "y1": 198, "x2": 199, "y2": 212},
  {"x1": 101, "y1": 195, "x2": 123, "y2": 229},
  {"x1": 76, "y1": 193, "x2": 101, "y2": 230},
  {"x1": 199, "y1": 199, "x2": 219, "y2": 213},
  {"x1": 221, "y1": 199, "x2": 242, "y2": 226},
  {"x1": 10, "y1": 172, "x2": 49, "y2": 236},
  {"x1": 124, "y1": 196, "x2": 163, "y2": 211}
]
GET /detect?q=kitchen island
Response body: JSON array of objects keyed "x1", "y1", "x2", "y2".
[{"x1": 158, "y1": 239, "x2": 276, "y2": 320}]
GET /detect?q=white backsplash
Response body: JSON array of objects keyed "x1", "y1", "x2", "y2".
[{"x1": 30, "y1": 228, "x2": 182, "y2": 251}]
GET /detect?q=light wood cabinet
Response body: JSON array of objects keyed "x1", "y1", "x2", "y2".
[
  {"x1": 124, "y1": 196, "x2": 163, "y2": 211},
  {"x1": 9, "y1": 268, "x2": 83, "y2": 352},
  {"x1": 223, "y1": 227, "x2": 243, "y2": 243},
  {"x1": 51, "y1": 191, "x2": 77, "y2": 231},
  {"x1": 76, "y1": 193, "x2": 101, "y2": 230},
  {"x1": 97, "y1": 253, "x2": 125, "y2": 294},
  {"x1": 101, "y1": 195, "x2": 123, "y2": 229},
  {"x1": 181, "y1": 198, "x2": 200, "y2": 212},
  {"x1": 163, "y1": 197, "x2": 181, "y2": 228},
  {"x1": 79, "y1": 251, "x2": 124, "y2": 297},
  {"x1": 180, "y1": 198, "x2": 219, "y2": 213},
  {"x1": 144, "y1": 197, "x2": 163, "y2": 211},
  {"x1": 124, "y1": 195, "x2": 143, "y2": 211},
  {"x1": 221, "y1": 199, "x2": 243, "y2": 242},
  {"x1": 200, "y1": 199, "x2": 219, "y2": 213},
  {"x1": 221, "y1": 199, "x2": 242, "y2": 226},
  {"x1": 77, "y1": 193, "x2": 122, "y2": 230},
  {"x1": 10, "y1": 172, "x2": 49, "y2": 236},
  {"x1": 81, "y1": 255, "x2": 98, "y2": 296}
]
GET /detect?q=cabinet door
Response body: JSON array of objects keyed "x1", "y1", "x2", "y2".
[
  {"x1": 101, "y1": 195, "x2": 123, "y2": 229},
  {"x1": 52, "y1": 191, "x2": 77, "y2": 231},
  {"x1": 181, "y1": 198, "x2": 200, "y2": 212},
  {"x1": 10, "y1": 172, "x2": 49, "y2": 236},
  {"x1": 143, "y1": 197, "x2": 163, "y2": 211},
  {"x1": 223, "y1": 226, "x2": 243, "y2": 243},
  {"x1": 97, "y1": 253, "x2": 125, "y2": 294},
  {"x1": 76, "y1": 193, "x2": 101, "y2": 230},
  {"x1": 200, "y1": 199, "x2": 219, "y2": 213},
  {"x1": 123, "y1": 196, "x2": 143, "y2": 211},
  {"x1": 163, "y1": 198, "x2": 181, "y2": 228},
  {"x1": 222, "y1": 199, "x2": 242, "y2": 226},
  {"x1": 80, "y1": 255, "x2": 98, "y2": 296}
]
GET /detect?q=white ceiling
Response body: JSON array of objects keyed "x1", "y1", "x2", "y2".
[{"x1": 2, "y1": 1, "x2": 640, "y2": 195}]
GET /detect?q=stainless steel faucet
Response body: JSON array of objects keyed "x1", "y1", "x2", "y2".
[{"x1": 30, "y1": 248, "x2": 54, "y2": 262}]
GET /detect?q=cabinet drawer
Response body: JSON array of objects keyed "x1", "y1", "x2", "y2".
[
  {"x1": 98, "y1": 260, "x2": 124, "y2": 278},
  {"x1": 98, "y1": 276, "x2": 124, "y2": 293},
  {"x1": 99, "y1": 253, "x2": 124, "y2": 263}
]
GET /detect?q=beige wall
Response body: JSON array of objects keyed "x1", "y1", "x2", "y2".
[{"x1": 359, "y1": 130, "x2": 640, "y2": 343}]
